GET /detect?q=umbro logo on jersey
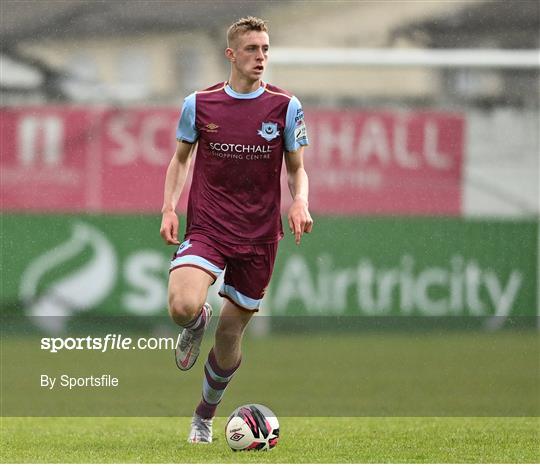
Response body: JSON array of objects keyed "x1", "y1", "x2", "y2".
[
  {"x1": 257, "y1": 122, "x2": 280, "y2": 141},
  {"x1": 203, "y1": 123, "x2": 219, "y2": 132}
]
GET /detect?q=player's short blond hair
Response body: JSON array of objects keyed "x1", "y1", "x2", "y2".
[{"x1": 227, "y1": 16, "x2": 268, "y2": 48}]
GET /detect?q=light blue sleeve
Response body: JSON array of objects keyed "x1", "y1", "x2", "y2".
[
  {"x1": 284, "y1": 96, "x2": 309, "y2": 152},
  {"x1": 176, "y1": 92, "x2": 198, "y2": 142}
]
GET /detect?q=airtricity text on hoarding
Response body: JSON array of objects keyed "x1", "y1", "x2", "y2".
[{"x1": 272, "y1": 254, "x2": 523, "y2": 316}]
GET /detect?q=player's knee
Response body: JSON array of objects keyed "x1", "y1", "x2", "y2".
[{"x1": 168, "y1": 295, "x2": 202, "y2": 325}]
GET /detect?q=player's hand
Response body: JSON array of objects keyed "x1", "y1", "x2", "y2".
[
  {"x1": 287, "y1": 198, "x2": 313, "y2": 245},
  {"x1": 160, "y1": 210, "x2": 181, "y2": 245}
]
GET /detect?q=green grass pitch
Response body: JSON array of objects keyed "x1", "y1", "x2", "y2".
[
  {"x1": 2, "y1": 330, "x2": 539, "y2": 462},
  {"x1": 1, "y1": 416, "x2": 539, "y2": 463}
]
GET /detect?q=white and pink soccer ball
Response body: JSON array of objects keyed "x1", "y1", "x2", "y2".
[{"x1": 225, "y1": 404, "x2": 279, "y2": 451}]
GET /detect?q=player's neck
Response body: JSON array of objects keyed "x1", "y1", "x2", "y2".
[{"x1": 227, "y1": 75, "x2": 262, "y2": 94}]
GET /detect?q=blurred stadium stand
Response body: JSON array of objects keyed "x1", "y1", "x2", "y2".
[
  {"x1": 1, "y1": 1, "x2": 264, "y2": 102},
  {"x1": 1, "y1": 0, "x2": 537, "y2": 107}
]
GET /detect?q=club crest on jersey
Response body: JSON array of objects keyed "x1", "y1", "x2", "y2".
[{"x1": 257, "y1": 122, "x2": 280, "y2": 141}]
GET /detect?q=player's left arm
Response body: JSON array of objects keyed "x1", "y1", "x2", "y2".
[{"x1": 285, "y1": 147, "x2": 313, "y2": 245}]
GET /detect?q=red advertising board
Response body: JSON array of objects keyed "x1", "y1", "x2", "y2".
[
  {"x1": 98, "y1": 108, "x2": 190, "y2": 212},
  {"x1": 1, "y1": 107, "x2": 97, "y2": 211},
  {"x1": 298, "y1": 110, "x2": 464, "y2": 215},
  {"x1": 0, "y1": 107, "x2": 189, "y2": 213},
  {"x1": 1, "y1": 107, "x2": 463, "y2": 215}
]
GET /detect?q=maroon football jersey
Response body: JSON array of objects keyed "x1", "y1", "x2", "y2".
[{"x1": 176, "y1": 82, "x2": 308, "y2": 245}]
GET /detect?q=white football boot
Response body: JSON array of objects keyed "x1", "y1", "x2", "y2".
[
  {"x1": 175, "y1": 303, "x2": 212, "y2": 371},
  {"x1": 188, "y1": 413, "x2": 213, "y2": 443}
]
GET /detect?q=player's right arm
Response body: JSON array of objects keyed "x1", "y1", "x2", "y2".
[{"x1": 160, "y1": 140, "x2": 195, "y2": 245}]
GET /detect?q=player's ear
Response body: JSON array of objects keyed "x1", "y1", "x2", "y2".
[{"x1": 225, "y1": 48, "x2": 235, "y2": 62}]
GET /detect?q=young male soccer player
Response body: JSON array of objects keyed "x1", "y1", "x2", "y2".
[{"x1": 160, "y1": 16, "x2": 312, "y2": 443}]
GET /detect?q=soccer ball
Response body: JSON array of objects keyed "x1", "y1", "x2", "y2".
[{"x1": 225, "y1": 404, "x2": 279, "y2": 451}]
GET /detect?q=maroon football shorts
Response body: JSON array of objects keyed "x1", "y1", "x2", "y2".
[{"x1": 169, "y1": 233, "x2": 278, "y2": 312}]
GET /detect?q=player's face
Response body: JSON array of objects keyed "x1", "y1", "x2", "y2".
[{"x1": 228, "y1": 31, "x2": 269, "y2": 82}]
